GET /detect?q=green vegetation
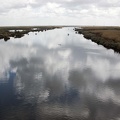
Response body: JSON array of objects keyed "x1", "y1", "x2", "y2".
[{"x1": 75, "y1": 26, "x2": 120, "y2": 53}]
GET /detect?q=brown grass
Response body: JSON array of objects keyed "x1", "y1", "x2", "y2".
[
  {"x1": 90, "y1": 30, "x2": 120, "y2": 42},
  {"x1": 75, "y1": 26, "x2": 120, "y2": 53},
  {"x1": 0, "y1": 26, "x2": 61, "y2": 41}
]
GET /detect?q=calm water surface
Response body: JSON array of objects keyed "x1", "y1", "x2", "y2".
[{"x1": 0, "y1": 28, "x2": 120, "y2": 120}]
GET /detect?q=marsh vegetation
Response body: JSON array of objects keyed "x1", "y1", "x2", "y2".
[
  {"x1": 0, "y1": 26, "x2": 60, "y2": 41},
  {"x1": 75, "y1": 26, "x2": 120, "y2": 52}
]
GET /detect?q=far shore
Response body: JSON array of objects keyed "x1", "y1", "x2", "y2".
[
  {"x1": 1, "y1": 25, "x2": 120, "y2": 53},
  {"x1": 0, "y1": 26, "x2": 61, "y2": 41},
  {"x1": 75, "y1": 26, "x2": 120, "y2": 53}
]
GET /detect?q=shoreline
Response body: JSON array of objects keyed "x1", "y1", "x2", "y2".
[
  {"x1": 75, "y1": 27, "x2": 120, "y2": 53},
  {"x1": 0, "y1": 26, "x2": 60, "y2": 41},
  {"x1": 1, "y1": 25, "x2": 120, "y2": 53}
]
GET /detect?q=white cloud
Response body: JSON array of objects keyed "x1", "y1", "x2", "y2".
[{"x1": 0, "y1": 0, "x2": 120, "y2": 25}]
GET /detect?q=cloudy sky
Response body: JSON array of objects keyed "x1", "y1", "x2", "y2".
[{"x1": 0, "y1": 0, "x2": 120, "y2": 26}]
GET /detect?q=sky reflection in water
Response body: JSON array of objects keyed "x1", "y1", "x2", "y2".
[{"x1": 0, "y1": 28, "x2": 120, "y2": 120}]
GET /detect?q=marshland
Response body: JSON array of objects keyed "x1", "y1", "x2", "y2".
[
  {"x1": 75, "y1": 26, "x2": 120, "y2": 53},
  {"x1": 0, "y1": 26, "x2": 120, "y2": 120},
  {"x1": 0, "y1": 26, "x2": 60, "y2": 41}
]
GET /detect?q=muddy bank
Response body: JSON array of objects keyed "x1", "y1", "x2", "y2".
[
  {"x1": 75, "y1": 27, "x2": 120, "y2": 53},
  {"x1": 0, "y1": 26, "x2": 60, "y2": 41}
]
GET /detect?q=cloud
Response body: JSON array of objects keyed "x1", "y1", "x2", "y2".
[{"x1": 0, "y1": 0, "x2": 120, "y2": 26}]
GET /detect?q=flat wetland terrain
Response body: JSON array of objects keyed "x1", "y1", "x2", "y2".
[
  {"x1": 1, "y1": 26, "x2": 120, "y2": 53},
  {"x1": 75, "y1": 26, "x2": 120, "y2": 52},
  {"x1": 0, "y1": 26, "x2": 60, "y2": 41}
]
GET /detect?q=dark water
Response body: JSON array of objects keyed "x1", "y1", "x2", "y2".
[{"x1": 0, "y1": 27, "x2": 120, "y2": 120}]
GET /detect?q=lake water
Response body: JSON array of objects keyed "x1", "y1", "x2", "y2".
[{"x1": 0, "y1": 27, "x2": 120, "y2": 120}]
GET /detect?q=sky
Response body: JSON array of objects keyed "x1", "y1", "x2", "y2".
[{"x1": 0, "y1": 0, "x2": 120, "y2": 26}]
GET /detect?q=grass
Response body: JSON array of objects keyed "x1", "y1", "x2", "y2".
[
  {"x1": 89, "y1": 30, "x2": 120, "y2": 42},
  {"x1": 75, "y1": 26, "x2": 120, "y2": 53},
  {"x1": 0, "y1": 26, "x2": 60, "y2": 41}
]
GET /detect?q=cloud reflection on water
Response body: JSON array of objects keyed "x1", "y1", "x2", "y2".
[{"x1": 0, "y1": 28, "x2": 120, "y2": 120}]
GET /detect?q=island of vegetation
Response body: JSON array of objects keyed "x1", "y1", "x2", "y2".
[{"x1": 75, "y1": 26, "x2": 120, "y2": 53}]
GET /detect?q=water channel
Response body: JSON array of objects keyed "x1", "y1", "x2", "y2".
[{"x1": 0, "y1": 27, "x2": 120, "y2": 120}]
